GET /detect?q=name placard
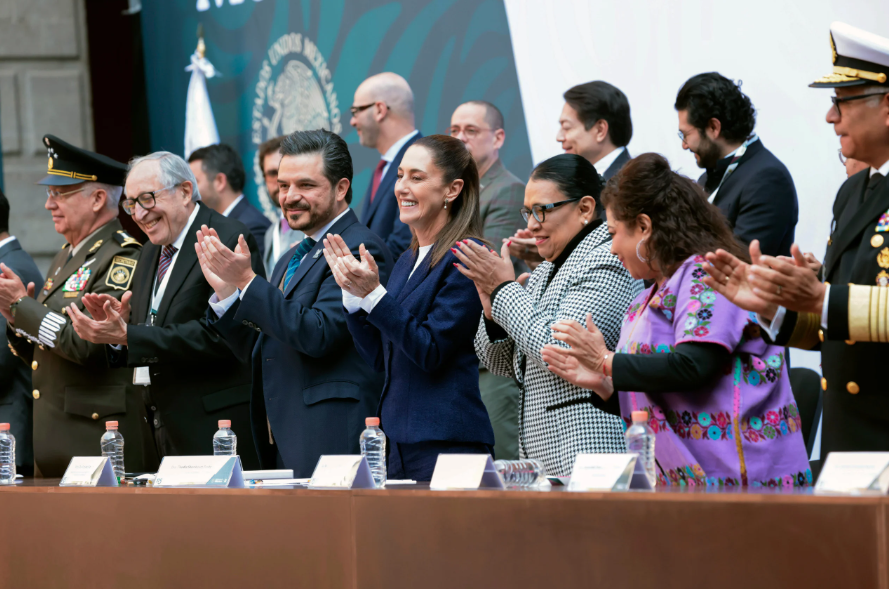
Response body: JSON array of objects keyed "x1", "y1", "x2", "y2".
[
  {"x1": 815, "y1": 452, "x2": 889, "y2": 494},
  {"x1": 60, "y1": 457, "x2": 119, "y2": 487},
  {"x1": 568, "y1": 453, "x2": 653, "y2": 492},
  {"x1": 153, "y1": 456, "x2": 245, "y2": 488},
  {"x1": 308, "y1": 455, "x2": 375, "y2": 489},
  {"x1": 429, "y1": 454, "x2": 505, "y2": 491}
]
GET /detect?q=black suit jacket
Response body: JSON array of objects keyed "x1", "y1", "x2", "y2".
[
  {"x1": 699, "y1": 139, "x2": 798, "y2": 257},
  {"x1": 0, "y1": 238, "x2": 42, "y2": 470},
  {"x1": 229, "y1": 197, "x2": 271, "y2": 260},
  {"x1": 209, "y1": 209, "x2": 392, "y2": 476},
  {"x1": 601, "y1": 148, "x2": 631, "y2": 181},
  {"x1": 360, "y1": 132, "x2": 421, "y2": 259},
  {"x1": 770, "y1": 170, "x2": 889, "y2": 456},
  {"x1": 112, "y1": 203, "x2": 265, "y2": 468}
]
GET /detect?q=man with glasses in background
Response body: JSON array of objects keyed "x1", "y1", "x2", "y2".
[
  {"x1": 0, "y1": 135, "x2": 150, "y2": 477},
  {"x1": 448, "y1": 100, "x2": 526, "y2": 460}
]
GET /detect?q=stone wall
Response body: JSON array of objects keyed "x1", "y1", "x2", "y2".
[{"x1": 0, "y1": 0, "x2": 93, "y2": 274}]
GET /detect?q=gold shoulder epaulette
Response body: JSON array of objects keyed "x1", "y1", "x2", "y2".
[{"x1": 113, "y1": 230, "x2": 142, "y2": 248}]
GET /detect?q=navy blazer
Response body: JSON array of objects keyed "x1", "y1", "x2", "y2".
[
  {"x1": 230, "y1": 197, "x2": 272, "y2": 260},
  {"x1": 209, "y1": 209, "x2": 393, "y2": 477},
  {"x1": 359, "y1": 132, "x2": 422, "y2": 259},
  {"x1": 698, "y1": 139, "x2": 798, "y2": 257},
  {"x1": 346, "y1": 242, "x2": 495, "y2": 447}
]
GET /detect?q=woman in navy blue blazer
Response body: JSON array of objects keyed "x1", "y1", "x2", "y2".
[{"x1": 323, "y1": 134, "x2": 495, "y2": 481}]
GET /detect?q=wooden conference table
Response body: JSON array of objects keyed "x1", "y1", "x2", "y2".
[{"x1": 0, "y1": 479, "x2": 884, "y2": 588}]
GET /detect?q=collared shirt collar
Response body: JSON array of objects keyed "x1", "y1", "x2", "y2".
[
  {"x1": 594, "y1": 146, "x2": 626, "y2": 176},
  {"x1": 170, "y1": 202, "x2": 201, "y2": 251},
  {"x1": 480, "y1": 158, "x2": 504, "y2": 190},
  {"x1": 221, "y1": 194, "x2": 244, "y2": 217},
  {"x1": 70, "y1": 223, "x2": 109, "y2": 257},
  {"x1": 308, "y1": 208, "x2": 350, "y2": 242},
  {"x1": 382, "y1": 130, "x2": 419, "y2": 164},
  {"x1": 871, "y1": 159, "x2": 889, "y2": 178},
  {"x1": 0, "y1": 235, "x2": 16, "y2": 250}
]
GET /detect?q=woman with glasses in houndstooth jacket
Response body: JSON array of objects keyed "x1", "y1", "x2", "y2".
[{"x1": 454, "y1": 154, "x2": 642, "y2": 477}]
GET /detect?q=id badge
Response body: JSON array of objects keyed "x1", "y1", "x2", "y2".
[{"x1": 134, "y1": 366, "x2": 151, "y2": 386}]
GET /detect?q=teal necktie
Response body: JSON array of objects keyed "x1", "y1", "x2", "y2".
[{"x1": 283, "y1": 237, "x2": 316, "y2": 289}]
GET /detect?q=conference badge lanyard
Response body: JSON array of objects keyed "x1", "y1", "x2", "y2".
[
  {"x1": 133, "y1": 252, "x2": 176, "y2": 386},
  {"x1": 707, "y1": 135, "x2": 758, "y2": 204}
]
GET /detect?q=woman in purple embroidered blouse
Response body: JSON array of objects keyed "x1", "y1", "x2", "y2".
[{"x1": 541, "y1": 154, "x2": 811, "y2": 488}]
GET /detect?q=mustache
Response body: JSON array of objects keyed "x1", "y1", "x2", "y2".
[{"x1": 283, "y1": 204, "x2": 310, "y2": 212}]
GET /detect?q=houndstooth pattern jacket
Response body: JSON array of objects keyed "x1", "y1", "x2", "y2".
[{"x1": 475, "y1": 222, "x2": 643, "y2": 476}]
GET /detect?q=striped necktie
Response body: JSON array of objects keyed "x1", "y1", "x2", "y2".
[
  {"x1": 283, "y1": 237, "x2": 317, "y2": 290},
  {"x1": 155, "y1": 245, "x2": 177, "y2": 292}
]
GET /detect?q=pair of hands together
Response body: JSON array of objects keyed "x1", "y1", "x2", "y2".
[
  {"x1": 0, "y1": 263, "x2": 34, "y2": 323},
  {"x1": 541, "y1": 313, "x2": 615, "y2": 401}
]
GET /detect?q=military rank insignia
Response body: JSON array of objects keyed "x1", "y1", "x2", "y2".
[
  {"x1": 106, "y1": 256, "x2": 136, "y2": 290},
  {"x1": 879, "y1": 248, "x2": 889, "y2": 269},
  {"x1": 878, "y1": 209, "x2": 889, "y2": 232},
  {"x1": 62, "y1": 266, "x2": 92, "y2": 298},
  {"x1": 42, "y1": 278, "x2": 53, "y2": 296},
  {"x1": 88, "y1": 239, "x2": 103, "y2": 254},
  {"x1": 878, "y1": 271, "x2": 889, "y2": 287}
]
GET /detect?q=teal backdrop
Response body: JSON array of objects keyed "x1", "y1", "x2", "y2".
[{"x1": 140, "y1": 0, "x2": 532, "y2": 218}]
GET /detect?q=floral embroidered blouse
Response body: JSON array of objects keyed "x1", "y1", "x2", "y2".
[{"x1": 614, "y1": 255, "x2": 812, "y2": 488}]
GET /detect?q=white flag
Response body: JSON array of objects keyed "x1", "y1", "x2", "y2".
[{"x1": 184, "y1": 51, "x2": 220, "y2": 158}]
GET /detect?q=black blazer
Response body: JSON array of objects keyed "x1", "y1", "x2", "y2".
[
  {"x1": 699, "y1": 139, "x2": 798, "y2": 257},
  {"x1": 601, "y1": 148, "x2": 631, "y2": 181},
  {"x1": 113, "y1": 203, "x2": 265, "y2": 468},
  {"x1": 360, "y1": 132, "x2": 422, "y2": 259},
  {"x1": 229, "y1": 197, "x2": 271, "y2": 260},
  {"x1": 0, "y1": 238, "x2": 42, "y2": 470},
  {"x1": 209, "y1": 209, "x2": 393, "y2": 477}
]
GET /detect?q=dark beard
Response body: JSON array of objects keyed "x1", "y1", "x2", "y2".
[
  {"x1": 283, "y1": 192, "x2": 337, "y2": 233},
  {"x1": 695, "y1": 136, "x2": 723, "y2": 170}
]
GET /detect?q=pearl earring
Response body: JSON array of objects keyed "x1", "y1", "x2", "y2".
[
  {"x1": 444, "y1": 200, "x2": 448, "y2": 209},
  {"x1": 582, "y1": 219, "x2": 588, "y2": 225}
]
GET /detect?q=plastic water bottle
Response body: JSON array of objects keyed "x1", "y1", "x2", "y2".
[
  {"x1": 494, "y1": 459, "x2": 545, "y2": 487},
  {"x1": 213, "y1": 420, "x2": 237, "y2": 456},
  {"x1": 625, "y1": 410, "x2": 656, "y2": 488},
  {"x1": 100, "y1": 421, "x2": 125, "y2": 484},
  {"x1": 0, "y1": 423, "x2": 15, "y2": 485},
  {"x1": 359, "y1": 417, "x2": 387, "y2": 488}
]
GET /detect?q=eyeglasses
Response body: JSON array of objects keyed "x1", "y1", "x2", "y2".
[
  {"x1": 263, "y1": 170, "x2": 278, "y2": 180},
  {"x1": 677, "y1": 130, "x2": 692, "y2": 144},
  {"x1": 447, "y1": 125, "x2": 493, "y2": 139},
  {"x1": 45, "y1": 186, "x2": 86, "y2": 201},
  {"x1": 121, "y1": 184, "x2": 179, "y2": 216},
  {"x1": 830, "y1": 92, "x2": 889, "y2": 116},
  {"x1": 350, "y1": 102, "x2": 381, "y2": 116},
  {"x1": 520, "y1": 197, "x2": 582, "y2": 223}
]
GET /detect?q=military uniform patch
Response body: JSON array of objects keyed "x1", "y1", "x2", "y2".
[
  {"x1": 42, "y1": 278, "x2": 53, "y2": 296},
  {"x1": 878, "y1": 209, "x2": 889, "y2": 232},
  {"x1": 879, "y1": 248, "x2": 889, "y2": 269},
  {"x1": 106, "y1": 256, "x2": 137, "y2": 290},
  {"x1": 62, "y1": 266, "x2": 91, "y2": 297},
  {"x1": 878, "y1": 270, "x2": 889, "y2": 287}
]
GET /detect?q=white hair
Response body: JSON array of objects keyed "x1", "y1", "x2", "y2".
[
  {"x1": 128, "y1": 151, "x2": 202, "y2": 202},
  {"x1": 83, "y1": 182, "x2": 123, "y2": 211}
]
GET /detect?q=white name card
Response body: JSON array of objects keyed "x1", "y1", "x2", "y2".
[
  {"x1": 815, "y1": 452, "x2": 889, "y2": 494},
  {"x1": 568, "y1": 453, "x2": 653, "y2": 492},
  {"x1": 308, "y1": 455, "x2": 376, "y2": 489},
  {"x1": 153, "y1": 456, "x2": 245, "y2": 488},
  {"x1": 429, "y1": 454, "x2": 505, "y2": 491},
  {"x1": 60, "y1": 457, "x2": 119, "y2": 487}
]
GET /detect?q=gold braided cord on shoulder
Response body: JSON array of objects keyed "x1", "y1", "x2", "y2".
[
  {"x1": 849, "y1": 285, "x2": 889, "y2": 343},
  {"x1": 786, "y1": 312, "x2": 821, "y2": 350}
]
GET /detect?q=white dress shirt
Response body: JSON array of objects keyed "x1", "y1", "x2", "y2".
[
  {"x1": 0, "y1": 235, "x2": 16, "y2": 250},
  {"x1": 593, "y1": 146, "x2": 625, "y2": 176},
  {"x1": 380, "y1": 130, "x2": 419, "y2": 181},
  {"x1": 342, "y1": 244, "x2": 432, "y2": 314}
]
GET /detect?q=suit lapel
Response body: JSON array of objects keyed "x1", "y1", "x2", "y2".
[
  {"x1": 603, "y1": 149, "x2": 630, "y2": 180},
  {"x1": 362, "y1": 132, "x2": 421, "y2": 226},
  {"x1": 825, "y1": 172, "x2": 882, "y2": 279},
  {"x1": 132, "y1": 242, "x2": 160, "y2": 323},
  {"x1": 284, "y1": 209, "x2": 359, "y2": 297},
  {"x1": 229, "y1": 198, "x2": 247, "y2": 221},
  {"x1": 154, "y1": 204, "x2": 209, "y2": 323},
  {"x1": 396, "y1": 249, "x2": 432, "y2": 303}
]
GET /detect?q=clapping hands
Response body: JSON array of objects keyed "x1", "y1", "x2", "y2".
[{"x1": 322, "y1": 233, "x2": 381, "y2": 298}]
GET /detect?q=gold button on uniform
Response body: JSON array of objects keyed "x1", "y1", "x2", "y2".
[
  {"x1": 31, "y1": 361, "x2": 38, "y2": 371},
  {"x1": 846, "y1": 340, "x2": 856, "y2": 345},
  {"x1": 32, "y1": 390, "x2": 40, "y2": 400},
  {"x1": 872, "y1": 235, "x2": 884, "y2": 248},
  {"x1": 818, "y1": 329, "x2": 824, "y2": 343},
  {"x1": 847, "y1": 382, "x2": 860, "y2": 394},
  {"x1": 91, "y1": 413, "x2": 99, "y2": 420},
  {"x1": 821, "y1": 377, "x2": 828, "y2": 391}
]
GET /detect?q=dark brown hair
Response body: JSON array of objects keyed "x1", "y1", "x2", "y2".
[
  {"x1": 601, "y1": 153, "x2": 749, "y2": 276},
  {"x1": 258, "y1": 135, "x2": 284, "y2": 173},
  {"x1": 410, "y1": 135, "x2": 486, "y2": 266}
]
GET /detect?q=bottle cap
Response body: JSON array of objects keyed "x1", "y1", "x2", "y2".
[
  {"x1": 631, "y1": 411, "x2": 649, "y2": 423},
  {"x1": 0, "y1": 423, "x2": 9, "y2": 431},
  {"x1": 105, "y1": 421, "x2": 118, "y2": 429},
  {"x1": 365, "y1": 417, "x2": 380, "y2": 426},
  {"x1": 218, "y1": 420, "x2": 231, "y2": 428}
]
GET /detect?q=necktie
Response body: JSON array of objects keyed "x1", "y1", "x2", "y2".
[
  {"x1": 283, "y1": 237, "x2": 317, "y2": 290},
  {"x1": 865, "y1": 172, "x2": 885, "y2": 203},
  {"x1": 155, "y1": 245, "x2": 178, "y2": 291},
  {"x1": 369, "y1": 159, "x2": 387, "y2": 203}
]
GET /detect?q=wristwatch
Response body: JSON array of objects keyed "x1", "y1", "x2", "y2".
[{"x1": 9, "y1": 296, "x2": 25, "y2": 318}]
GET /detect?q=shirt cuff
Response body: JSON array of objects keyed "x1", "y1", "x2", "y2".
[
  {"x1": 209, "y1": 290, "x2": 240, "y2": 319},
  {"x1": 343, "y1": 290, "x2": 363, "y2": 314},
  {"x1": 238, "y1": 276, "x2": 257, "y2": 300},
  {"x1": 110, "y1": 344, "x2": 124, "y2": 351},
  {"x1": 360, "y1": 284, "x2": 388, "y2": 314},
  {"x1": 821, "y1": 284, "x2": 830, "y2": 329},
  {"x1": 758, "y1": 306, "x2": 787, "y2": 341}
]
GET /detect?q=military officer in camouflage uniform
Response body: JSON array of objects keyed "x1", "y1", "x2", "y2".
[{"x1": 0, "y1": 135, "x2": 152, "y2": 477}]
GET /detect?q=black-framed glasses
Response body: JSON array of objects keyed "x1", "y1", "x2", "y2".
[
  {"x1": 830, "y1": 92, "x2": 889, "y2": 116},
  {"x1": 349, "y1": 102, "x2": 381, "y2": 116},
  {"x1": 521, "y1": 197, "x2": 582, "y2": 223},
  {"x1": 121, "y1": 184, "x2": 179, "y2": 216},
  {"x1": 446, "y1": 125, "x2": 493, "y2": 139}
]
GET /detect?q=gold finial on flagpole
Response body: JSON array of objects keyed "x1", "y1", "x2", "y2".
[{"x1": 196, "y1": 24, "x2": 206, "y2": 59}]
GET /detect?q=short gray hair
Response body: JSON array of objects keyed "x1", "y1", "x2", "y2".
[
  {"x1": 128, "y1": 151, "x2": 202, "y2": 202},
  {"x1": 84, "y1": 182, "x2": 124, "y2": 211}
]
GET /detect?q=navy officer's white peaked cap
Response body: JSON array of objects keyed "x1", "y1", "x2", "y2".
[{"x1": 811, "y1": 22, "x2": 889, "y2": 88}]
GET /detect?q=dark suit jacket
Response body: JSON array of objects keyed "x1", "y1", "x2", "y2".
[
  {"x1": 770, "y1": 170, "x2": 889, "y2": 456},
  {"x1": 346, "y1": 243, "x2": 495, "y2": 447},
  {"x1": 360, "y1": 132, "x2": 422, "y2": 259},
  {"x1": 229, "y1": 197, "x2": 271, "y2": 260},
  {"x1": 111, "y1": 203, "x2": 264, "y2": 469},
  {"x1": 698, "y1": 139, "x2": 798, "y2": 257},
  {"x1": 601, "y1": 148, "x2": 631, "y2": 181},
  {"x1": 0, "y1": 238, "x2": 41, "y2": 470},
  {"x1": 209, "y1": 209, "x2": 393, "y2": 477}
]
